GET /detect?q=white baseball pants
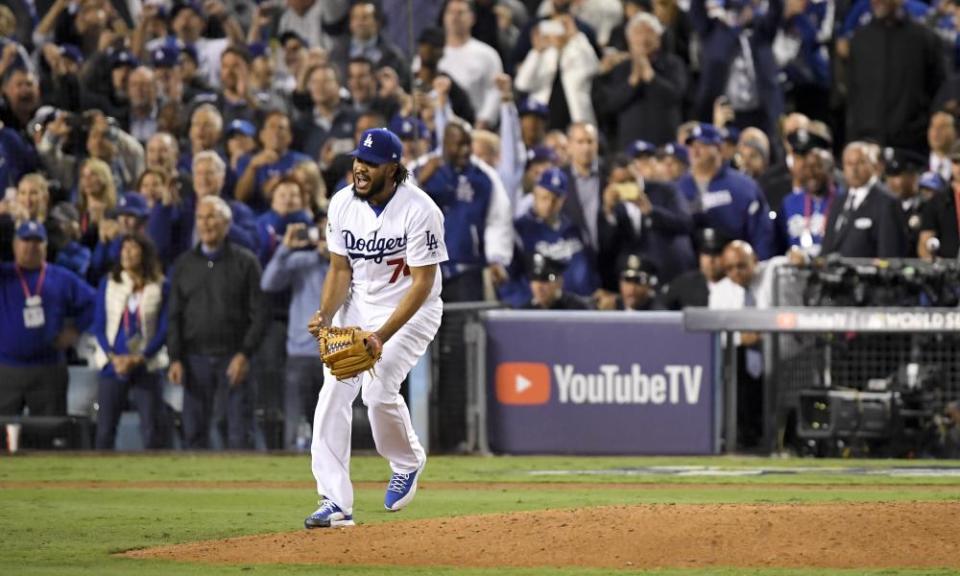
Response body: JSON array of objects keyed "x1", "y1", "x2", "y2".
[{"x1": 310, "y1": 300, "x2": 440, "y2": 514}]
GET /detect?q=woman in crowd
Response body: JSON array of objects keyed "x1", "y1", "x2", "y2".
[{"x1": 92, "y1": 232, "x2": 169, "y2": 450}]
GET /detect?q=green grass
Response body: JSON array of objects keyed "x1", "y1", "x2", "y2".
[{"x1": 2, "y1": 454, "x2": 960, "y2": 576}]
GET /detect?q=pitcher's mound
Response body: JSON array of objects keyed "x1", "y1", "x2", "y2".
[{"x1": 126, "y1": 501, "x2": 960, "y2": 570}]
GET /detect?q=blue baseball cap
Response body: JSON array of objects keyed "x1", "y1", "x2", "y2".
[
  {"x1": 150, "y1": 45, "x2": 180, "y2": 68},
  {"x1": 919, "y1": 171, "x2": 946, "y2": 191},
  {"x1": 659, "y1": 142, "x2": 689, "y2": 164},
  {"x1": 59, "y1": 44, "x2": 84, "y2": 64},
  {"x1": 518, "y1": 97, "x2": 549, "y2": 119},
  {"x1": 685, "y1": 123, "x2": 722, "y2": 146},
  {"x1": 627, "y1": 140, "x2": 657, "y2": 158},
  {"x1": 388, "y1": 115, "x2": 431, "y2": 141},
  {"x1": 226, "y1": 119, "x2": 256, "y2": 138},
  {"x1": 115, "y1": 192, "x2": 149, "y2": 219},
  {"x1": 110, "y1": 50, "x2": 139, "y2": 70},
  {"x1": 525, "y1": 145, "x2": 557, "y2": 167},
  {"x1": 351, "y1": 128, "x2": 403, "y2": 166},
  {"x1": 247, "y1": 42, "x2": 269, "y2": 59},
  {"x1": 720, "y1": 125, "x2": 740, "y2": 144},
  {"x1": 16, "y1": 220, "x2": 47, "y2": 241},
  {"x1": 536, "y1": 167, "x2": 568, "y2": 197}
]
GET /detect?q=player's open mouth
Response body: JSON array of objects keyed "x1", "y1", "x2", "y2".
[{"x1": 355, "y1": 172, "x2": 371, "y2": 192}]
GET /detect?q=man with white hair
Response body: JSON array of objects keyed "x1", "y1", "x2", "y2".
[
  {"x1": 821, "y1": 142, "x2": 908, "y2": 258},
  {"x1": 150, "y1": 151, "x2": 258, "y2": 267},
  {"x1": 126, "y1": 66, "x2": 160, "y2": 145},
  {"x1": 595, "y1": 11, "x2": 687, "y2": 149},
  {"x1": 167, "y1": 195, "x2": 269, "y2": 450}
]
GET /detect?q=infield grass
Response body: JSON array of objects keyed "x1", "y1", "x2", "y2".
[{"x1": 2, "y1": 454, "x2": 959, "y2": 576}]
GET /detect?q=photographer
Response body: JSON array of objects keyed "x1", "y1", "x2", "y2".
[
  {"x1": 254, "y1": 177, "x2": 313, "y2": 267},
  {"x1": 37, "y1": 109, "x2": 145, "y2": 192},
  {"x1": 260, "y1": 217, "x2": 329, "y2": 451},
  {"x1": 514, "y1": 5, "x2": 599, "y2": 130}
]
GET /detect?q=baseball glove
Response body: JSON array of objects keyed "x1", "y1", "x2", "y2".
[{"x1": 315, "y1": 326, "x2": 382, "y2": 379}]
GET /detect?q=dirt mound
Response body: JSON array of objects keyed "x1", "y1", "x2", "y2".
[{"x1": 126, "y1": 501, "x2": 960, "y2": 570}]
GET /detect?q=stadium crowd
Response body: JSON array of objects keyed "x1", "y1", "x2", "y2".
[{"x1": 0, "y1": 0, "x2": 957, "y2": 450}]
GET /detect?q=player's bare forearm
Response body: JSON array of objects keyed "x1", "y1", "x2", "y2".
[
  {"x1": 317, "y1": 253, "x2": 353, "y2": 326},
  {"x1": 375, "y1": 263, "x2": 437, "y2": 343}
]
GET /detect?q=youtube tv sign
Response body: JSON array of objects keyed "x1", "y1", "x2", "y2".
[{"x1": 485, "y1": 311, "x2": 717, "y2": 455}]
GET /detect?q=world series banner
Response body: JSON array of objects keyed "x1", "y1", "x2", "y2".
[{"x1": 484, "y1": 311, "x2": 717, "y2": 455}]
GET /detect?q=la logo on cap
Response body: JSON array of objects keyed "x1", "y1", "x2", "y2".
[
  {"x1": 29, "y1": 222, "x2": 37, "y2": 231},
  {"x1": 363, "y1": 134, "x2": 374, "y2": 148},
  {"x1": 551, "y1": 174, "x2": 560, "y2": 187}
]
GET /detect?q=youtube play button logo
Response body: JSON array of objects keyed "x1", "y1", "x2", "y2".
[{"x1": 495, "y1": 363, "x2": 551, "y2": 405}]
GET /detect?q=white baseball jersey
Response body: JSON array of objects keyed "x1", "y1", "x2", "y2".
[{"x1": 326, "y1": 182, "x2": 448, "y2": 318}]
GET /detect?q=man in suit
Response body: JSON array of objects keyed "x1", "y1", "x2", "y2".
[
  {"x1": 564, "y1": 121, "x2": 636, "y2": 291},
  {"x1": 821, "y1": 142, "x2": 909, "y2": 258}
]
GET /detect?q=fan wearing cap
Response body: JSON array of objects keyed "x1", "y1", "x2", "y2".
[
  {"x1": 676, "y1": 123, "x2": 775, "y2": 260},
  {"x1": 303, "y1": 127, "x2": 448, "y2": 526},
  {"x1": 89, "y1": 192, "x2": 151, "y2": 281},
  {"x1": 661, "y1": 227, "x2": 731, "y2": 310},
  {"x1": 776, "y1": 127, "x2": 836, "y2": 257},
  {"x1": 522, "y1": 252, "x2": 590, "y2": 310},
  {"x1": 658, "y1": 142, "x2": 689, "y2": 183},
  {"x1": 513, "y1": 146, "x2": 557, "y2": 217},
  {"x1": 821, "y1": 141, "x2": 909, "y2": 259},
  {"x1": 0, "y1": 220, "x2": 96, "y2": 417},
  {"x1": 600, "y1": 252, "x2": 662, "y2": 311},
  {"x1": 882, "y1": 146, "x2": 928, "y2": 255},
  {"x1": 388, "y1": 115, "x2": 432, "y2": 165},
  {"x1": 517, "y1": 97, "x2": 548, "y2": 149},
  {"x1": 224, "y1": 119, "x2": 257, "y2": 171},
  {"x1": 501, "y1": 167, "x2": 600, "y2": 307},
  {"x1": 411, "y1": 120, "x2": 513, "y2": 302}
]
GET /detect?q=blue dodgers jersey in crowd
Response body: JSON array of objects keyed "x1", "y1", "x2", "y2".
[
  {"x1": 255, "y1": 209, "x2": 314, "y2": 266},
  {"x1": 676, "y1": 165, "x2": 775, "y2": 260},
  {"x1": 778, "y1": 190, "x2": 834, "y2": 252},
  {"x1": 0, "y1": 263, "x2": 96, "y2": 365},
  {"x1": 417, "y1": 162, "x2": 492, "y2": 275},
  {"x1": 147, "y1": 195, "x2": 260, "y2": 269},
  {"x1": 500, "y1": 211, "x2": 600, "y2": 306},
  {"x1": 236, "y1": 150, "x2": 312, "y2": 214}
]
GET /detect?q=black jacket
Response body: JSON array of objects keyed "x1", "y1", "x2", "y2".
[
  {"x1": 594, "y1": 53, "x2": 688, "y2": 149},
  {"x1": 168, "y1": 242, "x2": 268, "y2": 361},
  {"x1": 821, "y1": 183, "x2": 909, "y2": 258},
  {"x1": 661, "y1": 269, "x2": 710, "y2": 310},
  {"x1": 637, "y1": 180, "x2": 696, "y2": 283},
  {"x1": 846, "y1": 14, "x2": 945, "y2": 151},
  {"x1": 920, "y1": 190, "x2": 960, "y2": 258}
]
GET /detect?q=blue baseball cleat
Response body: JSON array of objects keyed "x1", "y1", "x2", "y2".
[
  {"x1": 384, "y1": 467, "x2": 422, "y2": 511},
  {"x1": 304, "y1": 499, "x2": 355, "y2": 528}
]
